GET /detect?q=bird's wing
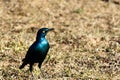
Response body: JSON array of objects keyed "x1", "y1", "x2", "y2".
[{"x1": 22, "y1": 42, "x2": 37, "y2": 61}]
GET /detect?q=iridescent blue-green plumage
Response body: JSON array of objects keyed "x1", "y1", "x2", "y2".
[{"x1": 19, "y1": 28, "x2": 54, "y2": 72}]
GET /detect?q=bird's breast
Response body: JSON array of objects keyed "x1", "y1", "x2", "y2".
[{"x1": 36, "y1": 39, "x2": 49, "y2": 55}]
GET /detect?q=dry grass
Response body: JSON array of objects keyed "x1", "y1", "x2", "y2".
[{"x1": 0, "y1": 0, "x2": 120, "y2": 80}]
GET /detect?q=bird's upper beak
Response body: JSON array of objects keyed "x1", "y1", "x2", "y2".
[{"x1": 48, "y1": 28, "x2": 54, "y2": 31}]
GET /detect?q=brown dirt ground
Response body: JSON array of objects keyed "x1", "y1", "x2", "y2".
[{"x1": 0, "y1": 0, "x2": 120, "y2": 80}]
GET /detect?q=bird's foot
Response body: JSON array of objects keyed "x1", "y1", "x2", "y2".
[
  {"x1": 40, "y1": 68, "x2": 45, "y2": 78},
  {"x1": 30, "y1": 72, "x2": 34, "y2": 80}
]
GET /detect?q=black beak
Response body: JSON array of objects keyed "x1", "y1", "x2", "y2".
[{"x1": 48, "y1": 28, "x2": 54, "y2": 31}]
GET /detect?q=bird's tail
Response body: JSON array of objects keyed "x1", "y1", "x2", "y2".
[
  {"x1": 22, "y1": 58, "x2": 25, "y2": 62},
  {"x1": 19, "y1": 61, "x2": 27, "y2": 69}
]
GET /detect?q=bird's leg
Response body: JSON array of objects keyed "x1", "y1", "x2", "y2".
[
  {"x1": 30, "y1": 72, "x2": 34, "y2": 80},
  {"x1": 38, "y1": 63, "x2": 45, "y2": 78},
  {"x1": 40, "y1": 68, "x2": 45, "y2": 78},
  {"x1": 29, "y1": 63, "x2": 34, "y2": 80}
]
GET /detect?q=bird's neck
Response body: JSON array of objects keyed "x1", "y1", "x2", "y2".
[{"x1": 36, "y1": 36, "x2": 46, "y2": 42}]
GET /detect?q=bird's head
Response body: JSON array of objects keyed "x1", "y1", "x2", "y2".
[{"x1": 36, "y1": 28, "x2": 54, "y2": 40}]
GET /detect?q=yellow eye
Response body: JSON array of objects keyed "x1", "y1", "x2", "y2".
[{"x1": 43, "y1": 31, "x2": 46, "y2": 33}]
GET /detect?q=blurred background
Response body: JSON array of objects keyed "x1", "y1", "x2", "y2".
[{"x1": 0, "y1": 0, "x2": 120, "y2": 79}]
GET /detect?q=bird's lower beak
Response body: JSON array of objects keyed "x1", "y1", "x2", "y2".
[{"x1": 49, "y1": 28, "x2": 54, "y2": 31}]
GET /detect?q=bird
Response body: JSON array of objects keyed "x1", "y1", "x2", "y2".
[{"x1": 19, "y1": 28, "x2": 54, "y2": 77}]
